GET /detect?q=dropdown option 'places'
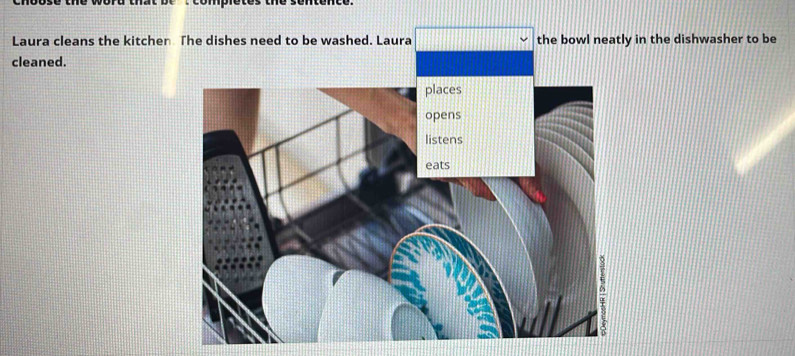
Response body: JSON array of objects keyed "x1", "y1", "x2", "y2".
[{"x1": 415, "y1": 27, "x2": 535, "y2": 178}]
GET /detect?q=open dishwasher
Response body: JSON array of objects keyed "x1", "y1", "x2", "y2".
[{"x1": 202, "y1": 90, "x2": 598, "y2": 344}]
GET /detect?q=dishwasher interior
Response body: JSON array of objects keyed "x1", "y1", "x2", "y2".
[{"x1": 202, "y1": 90, "x2": 598, "y2": 344}]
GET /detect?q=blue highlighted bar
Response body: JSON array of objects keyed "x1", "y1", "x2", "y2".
[{"x1": 416, "y1": 50, "x2": 533, "y2": 77}]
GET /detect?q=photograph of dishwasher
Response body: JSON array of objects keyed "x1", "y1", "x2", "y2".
[{"x1": 202, "y1": 87, "x2": 598, "y2": 344}]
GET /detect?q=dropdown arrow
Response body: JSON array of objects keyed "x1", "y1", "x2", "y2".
[{"x1": 520, "y1": 37, "x2": 528, "y2": 42}]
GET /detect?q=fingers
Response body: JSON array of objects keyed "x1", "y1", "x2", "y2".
[
  {"x1": 513, "y1": 177, "x2": 547, "y2": 204},
  {"x1": 432, "y1": 175, "x2": 546, "y2": 204},
  {"x1": 459, "y1": 178, "x2": 496, "y2": 201}
]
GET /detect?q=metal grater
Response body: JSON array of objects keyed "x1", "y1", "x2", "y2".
[{"x1": 204, "y1": 131, "x2": 278, "y2": 297}]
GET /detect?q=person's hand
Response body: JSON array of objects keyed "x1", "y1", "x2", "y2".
[
  {"x1": 393, "y1": 107, "x2": 546, "y2": 204},
  {"x1": 318, "y1": 88, "x2": 547, "y2": 204}
]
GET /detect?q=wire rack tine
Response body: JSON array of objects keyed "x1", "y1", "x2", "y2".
[
  {"x1": 537, "y1": 300, "x2": 550, "y2": 337},
  {"x1": 212, "y1": 275, "x2": 228, "y2": 342},
  {"x1": 203, "y1": 280, "x2": 268, "y2": 343},
  {"x1": 554, "y1": 310, "x2": 598, "y2": 337},
  {"x1": 203, "y1": 316, "x2": 228, "y2": 344},
  {"x1": 331, "y1": 117, "x2": 406, "y2": 264},
  {"x1": 332, "y1": 116, "x2": 403, "y2": 239},
  {"x1": 273, "y1": 145, "x2": 292, "y2": 223},
  {"x1": 585, "y1": 311, "x2": 593, "y2": 336},
  {"x1": 546, "y1": 295, "x2": 562, "y2": 337},
  {"x1": 363, "y1": 121, "x2": 375, "y2": 167},
  {"x1": 259, "y1": 150, "x2": 269, "y2": 206},
  {"x1": 202, "y1": 265, "x2": 283, "y2": 343}
]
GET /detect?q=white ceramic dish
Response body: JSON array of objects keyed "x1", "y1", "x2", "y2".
[
  {"x1": 538, "y1": 177, "x2": 596, "y2": 337},
  {"x1": 557, "y1": 103, "x2": 593, "y2": 115},
  {"x1": 536, "y1": 129, "x2": 594, "y2": 179},
  {"x1": 318, "y1": 270, "x2": 437, "y2": 342},
  {"x1": 450, "y1": 183, "x2": 538, "y2": 324},
  {"x1": 482, "y1": 177, "x2": 553, "y2": 319},
  {"x1": 535, "y1": 121, "x2": 594, "y2": 159},
  {"x1": 552, "y1": 109, "x2": 594, "y2": 130},
  {"x1": 535, "y1": 137, "x2": 595, "y2": 256},
  {"x1": 389, "y1": 232, "x2": 501, "y2": 339},
  {"x1": 554, "y1": 105, "x2": 594, "y2": 126},
  {"x1": 416, "y1": 224, "x2": 516, "y2": 338},
  {"x1": 537, "y1": 115, "x2": 593, "y2": 141},
  {"x1": 559, "y1": 100, "x2": 593, "y2": 109},
  {"x1": 261, "y1": 255, "x2": 343, "y2": 343}
]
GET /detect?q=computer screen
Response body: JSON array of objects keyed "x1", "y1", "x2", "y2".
[{"x1": 2, "y1": 1, "x2": 793, "y2": 355}]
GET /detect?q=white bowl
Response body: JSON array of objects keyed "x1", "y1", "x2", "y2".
[
  {"x1": 318, "y1": 270, "x2": 437, "y2": 342},
  {"x1": 261, "y1": 255, "x2": 343, "y2": 343}
]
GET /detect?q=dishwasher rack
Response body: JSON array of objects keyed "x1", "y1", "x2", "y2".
[{"x1": 202, "y1": 109, "x2": 598, "y2": 344}]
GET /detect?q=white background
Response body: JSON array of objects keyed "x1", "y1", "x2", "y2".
[{"x1": 2, "y1": 1, "x2": 794, "y2": 355}]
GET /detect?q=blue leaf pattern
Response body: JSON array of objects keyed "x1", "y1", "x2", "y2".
[
  {"x1": 390, "y1": 234, "x2": 500, "y2": 339},
  {"x1": 418, "y1": 226, "x2": 516, "y2": 338}
]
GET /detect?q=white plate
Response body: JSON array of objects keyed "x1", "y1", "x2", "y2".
[
  {"x1": 536, "y1": 129, "x2": 594, "y2": 179},
  {"x1": 481, "y1": 177, "x2": 553, "y2": 318},
  {"x1": 539, "y1": 176, "x2": 596, "y2": 337},
  {"x1": 555, "y1": 104, "x2": 593, "y2": 124},
  {"x1": 450, "y1": 183, "x2": 538, "y2": 324},
  {"x1": 537, "y1": 115, "x2": 593, "y2": 141},
  {"x1": 535, "y1": 137, "x2": 595, "y2": 260},
  {"x1": 535, "y1": 121, "x2": 594, "y2": 159},
  {"x1": 559, "y1": 100, "x2": 593, "y2": 110},
  {"x1": 552, "y1": 109, "x2": 594, "y2": 130},
  {"x1": 416, "y1": 224, "x2": 516, "y2": 338},
  {"x1": 535, "y1": 138, "x2": 597, "y2": 337},
  {"x1": 389, "y1": 232, "x2": 502, "y2": 339},
  {"x1": 451, "y1": 177, "x2": 555, "y2": 324}
]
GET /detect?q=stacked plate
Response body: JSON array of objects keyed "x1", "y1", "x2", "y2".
[
  {"x1": 442, "y1": 100, "x2": 596, "y2": 337},
  {"x1": 389, "y1": 225, "x2": 516, "y2": 339},
  {"x1": 448, "y1": 178, "x2": 553, "y2": 336},
  {"x1": 534, "y1": 100, "x2": 596, "y2": 336}
]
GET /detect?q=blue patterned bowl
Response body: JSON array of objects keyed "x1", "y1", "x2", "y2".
[
  {"x1": 416, "y1": 224, "x2": 516, "y2": 338},
  {"x1": 389, "y1": 232, "x2": 501, "y2": 339}
]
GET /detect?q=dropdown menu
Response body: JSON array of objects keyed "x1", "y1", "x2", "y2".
[{"x1": 415, "y1": 27, "x2": 535, "y2": 178}]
